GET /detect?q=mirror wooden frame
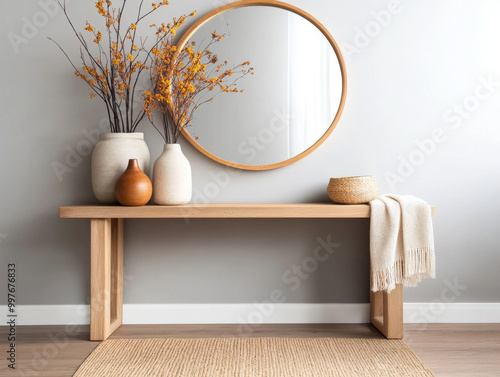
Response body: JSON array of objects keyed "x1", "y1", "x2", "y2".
[{"x1": 177, "y1": 0, "x2": 347, "y2": 170}]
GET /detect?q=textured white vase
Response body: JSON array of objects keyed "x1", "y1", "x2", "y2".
[
  {"x1": 91, "y1": 133, "x2": 150, "y2": 203},
  {"x1": 153, "y1": 144, "x2": 192, "y2": 205}
]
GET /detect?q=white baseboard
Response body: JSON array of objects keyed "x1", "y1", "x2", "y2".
[
  {"x1": 2, "y1": 305, "x2": 90, "y2": 325},
  {"x1": 2, "y1": 303, "x2": 499, "y2": 326},
  {"x1": 404, "y1": 303, "x2": 500, "y2": 323},
  {"x1": 123, "y1": 303, "x2": 370, "y2": 325}
]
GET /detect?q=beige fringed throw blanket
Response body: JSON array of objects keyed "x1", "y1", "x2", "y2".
[{"x1": 370, "y1": 195, "x2": 435, "y2": 292}]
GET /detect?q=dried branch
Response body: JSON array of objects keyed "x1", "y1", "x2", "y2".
[
  {"x1": 50, "y1": 0, "x2": 170, "y2": 133},
  {"x1": 144, "y1": 28, "x2": 253, "y2": 144}
]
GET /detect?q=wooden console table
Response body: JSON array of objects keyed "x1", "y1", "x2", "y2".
[{"x1": 59, "y1": 203, "x2": 435, "y2": 341}]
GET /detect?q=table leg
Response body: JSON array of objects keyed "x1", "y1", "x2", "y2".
[
  {"x1": 90, "y1": 218, "x2": 124, "y2": 341},
  {"x1": 370, "y1": 284, "x2": 404, "y2": 339}
]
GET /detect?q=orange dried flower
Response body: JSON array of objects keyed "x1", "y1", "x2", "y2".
[
  {"x1": 144, "y1": 22, "x2": 252, "y2": 143},
  {"x1": 52, "y1": 0, "x2": 174, "y2": 133}
]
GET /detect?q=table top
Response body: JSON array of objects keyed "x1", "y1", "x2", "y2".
[{"x1": 59, "y1": 203, "x2": 435, "y2": 219}]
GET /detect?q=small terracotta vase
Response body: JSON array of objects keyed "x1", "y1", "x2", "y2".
[
  {"x1": 114, "y1": 159, "x2": 152, "y2": 206},
  {"x1": 92, "y1": 132, "x2": 150, "y2": 203}
]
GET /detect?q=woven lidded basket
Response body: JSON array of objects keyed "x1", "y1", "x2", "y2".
[{"x1": 327, "y1": 176, "x2": 378, "y2": 204}]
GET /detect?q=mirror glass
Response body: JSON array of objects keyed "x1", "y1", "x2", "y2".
[{"x1": 179, "y1": 4, "x2": 346, "y2": 170}]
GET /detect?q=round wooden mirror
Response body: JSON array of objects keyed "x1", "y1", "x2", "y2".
[{"x1": 177, "y1": 0, "x2": 347, "y2": 170}]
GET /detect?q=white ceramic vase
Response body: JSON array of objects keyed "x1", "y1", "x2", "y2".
[
  {"x1": 153, "y1": 144, "x2": 192, "y2": 205},
  {"x1": 91, "y1": 133, "x2": 150, "y2": 203}
]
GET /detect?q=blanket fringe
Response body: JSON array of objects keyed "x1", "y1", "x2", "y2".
[{"x1": 372, "y1": 247, "x2": 435, "y2": 292}]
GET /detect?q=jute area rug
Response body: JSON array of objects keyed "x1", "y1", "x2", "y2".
[{"x1": 74, "y1": 337, "x2": 434, "y2": 377}]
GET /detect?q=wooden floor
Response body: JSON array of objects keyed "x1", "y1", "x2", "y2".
[{"x1": 1, "y1": 324, "x2": 498, "y2": 376}]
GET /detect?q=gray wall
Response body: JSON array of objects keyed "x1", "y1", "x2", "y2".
[{"x1": 1, "y1": 0, "x2": 499, "y2": 308}]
